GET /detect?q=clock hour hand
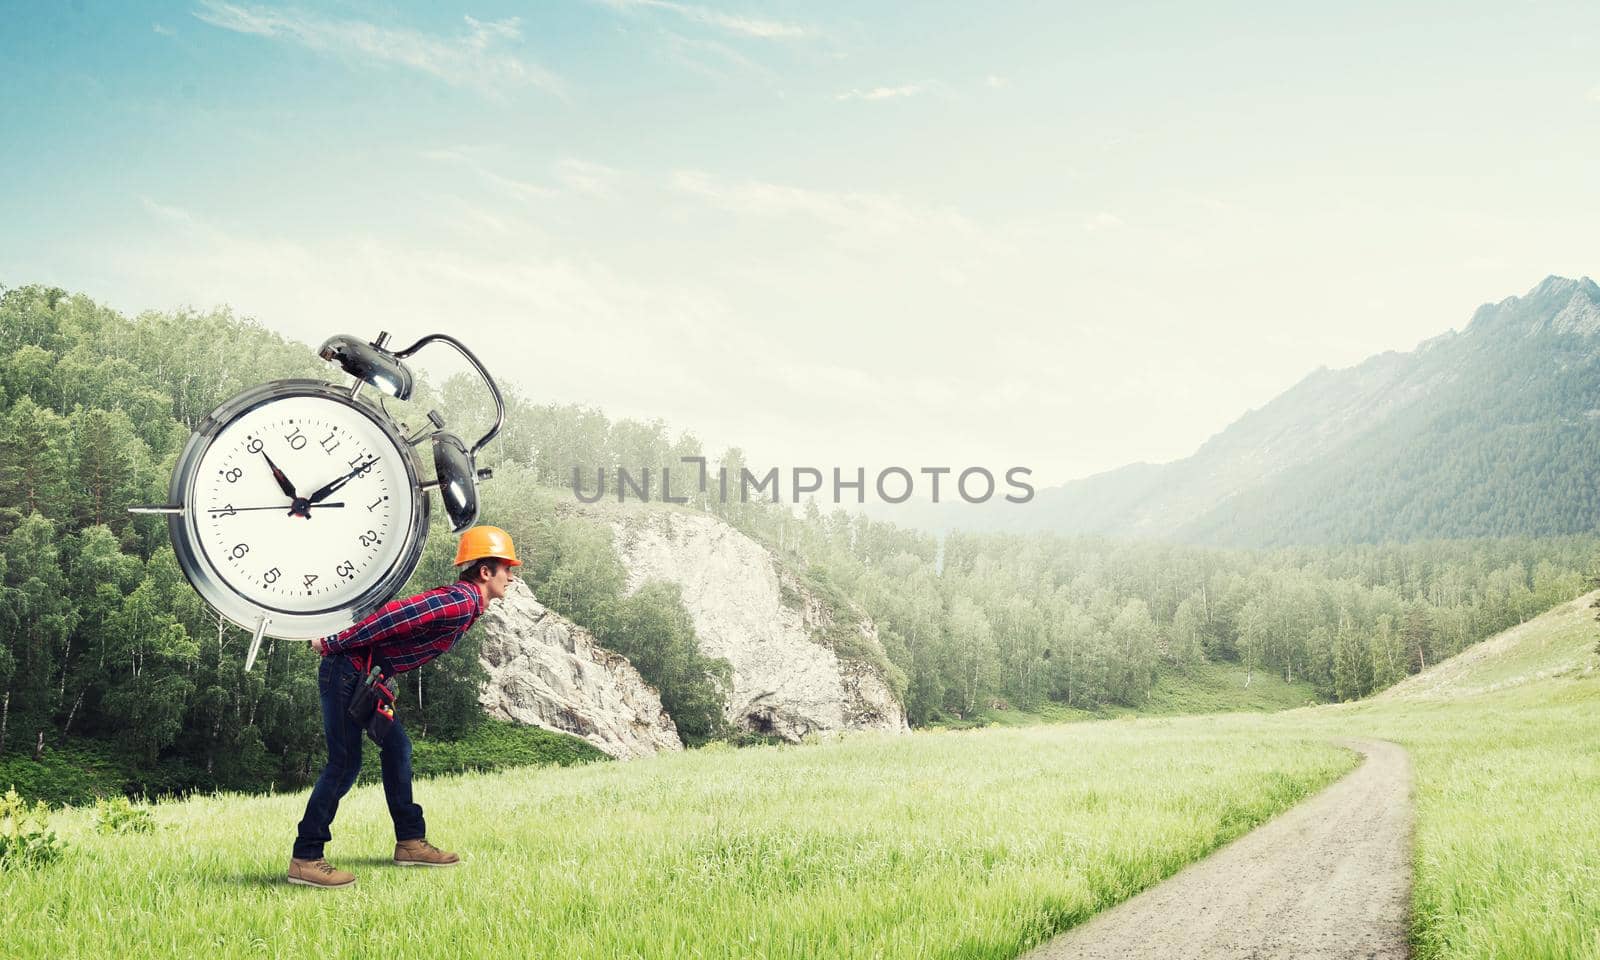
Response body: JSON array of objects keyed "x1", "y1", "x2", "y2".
[
  {"x1": 305, "y1": 457, "x2": 379, "y2": 506},
  {"x1": 261, "y1": 451, "x2": 299, "y2": 499},
  {"x1": 209, "y1": 503, "x2": 345, "y2": 514}
]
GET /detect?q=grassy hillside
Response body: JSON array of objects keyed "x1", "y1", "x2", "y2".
[{"x1": 1374, "y1": 588, "x2": 1600, "y2": 701}]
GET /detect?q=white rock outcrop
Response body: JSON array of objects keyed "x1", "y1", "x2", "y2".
[
  {"x1": 580, "y1": 505, "x2": 910, "y2": 741},
  {"x1": 477, "y1": 579, "x2": 682, "y2": 760}
]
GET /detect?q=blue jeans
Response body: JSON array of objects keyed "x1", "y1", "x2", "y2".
[{"x1": 293, "y1": 655, "x2": 425, "y2": 860}]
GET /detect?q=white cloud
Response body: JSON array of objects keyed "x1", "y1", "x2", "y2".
[
  {"x1": 593, "y1": 0, "x2": 809, "y2": 39},
  {"x1": 658, "y1": 29, "x2": 765, "y2": 80},
  {"x1": 420, "y1": 148, "x2": 559, "y2": 201},
  {"x1": 835, "y1": 84, "x2": 924, "y2": 102},
  {"x1": 191, "y1": 2, "x2": 562, "y2": 97},
  {"x1": 1084, "y1": 212, "x2": 1124, "y2": 231},
  {"x1": 555, "y1": 159, "x2": 622, "y2": 198},
  {"x1": 460, "y1": 207, "x2": 517, "y2": 237},
  {"x1": 1588, "y1": 84, "x2": 1600, "y2": 103},
  {"x1": 140, "y1": 197, "x2": 209, "y2": 232},
  {"x1": 419, "y1": 151, "x2": 625, "y2": 202},
  {"x1": 984, "y1": 74, "x2": 1008, "y2": 89},
  {"x1": 670, "y1": 170, "x2": 978, "y2": 242},
  {"x1": 153, "y1": 23, "x2": 175, "y2": 36}
]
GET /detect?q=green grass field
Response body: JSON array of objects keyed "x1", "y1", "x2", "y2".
[
  {"x1": 1136, "y1": 659, "x2": 1326, "y2": 715},
  {"x1": 4, "y1": 594, "x2": 1598, "y2": 958},
  {"x1": 0, "y1": 723, "x2": 1351, "y2": 959}
]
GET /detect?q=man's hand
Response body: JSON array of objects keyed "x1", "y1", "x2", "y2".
[{"x1": 312, "y1": 636, "x2": 329, "y2": 656}]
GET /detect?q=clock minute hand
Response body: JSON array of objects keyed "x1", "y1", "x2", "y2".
[
  {"x1": 209, "y1": 503, "x2": 345, "y2": 514},
  {"x1": 306, "y1": 457, "x2": 379, "y2": 505}
]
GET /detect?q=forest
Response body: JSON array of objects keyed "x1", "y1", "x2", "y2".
[{"x1": 0, "y1": 283, "x2": 1593, "y2": 799}]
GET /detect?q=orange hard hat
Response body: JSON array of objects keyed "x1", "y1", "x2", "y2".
[{"x1": 454, "y1": 525, "x2": 522, "y2": 567}]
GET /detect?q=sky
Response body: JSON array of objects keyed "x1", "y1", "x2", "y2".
[{"x1": 3, "y1": 0, "x2": 1599, "y2": 498}]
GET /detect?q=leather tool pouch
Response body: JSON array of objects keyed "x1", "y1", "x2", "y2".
[
  {"x1": 346, "y1": 652, "x2": 397, "y2": 746},
  {"x1": 365, "y1": 695, "x2": 396, "y2": 746}
]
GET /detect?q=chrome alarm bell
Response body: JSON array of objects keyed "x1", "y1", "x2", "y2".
[
  {"x1": 318, "y1": 332, "x2": 415, "y2": 400},
  {"x1": 432, "y1": 431, "x2": 480, "y2": 532}
]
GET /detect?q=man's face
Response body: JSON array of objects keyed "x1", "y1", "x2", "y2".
[{"x1": 481, "y1": 562, "x2": 517, "y2": 603}]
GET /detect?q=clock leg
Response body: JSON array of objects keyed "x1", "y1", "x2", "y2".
[{"x1": 245, "y1": 617, "x2": 271, "y2": 672}]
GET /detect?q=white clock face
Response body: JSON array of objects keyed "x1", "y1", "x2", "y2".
[{"x1": 190, "y1": 393, "x2": 417, "y2": 615}]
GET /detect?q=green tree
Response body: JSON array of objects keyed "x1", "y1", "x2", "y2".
[
  {"x1": 1169, "y1": 595, "x2": 1206, "y2": 667},
  {"x1": 610, "y1": 582, "x2": 730, "y2": 744},
  {"x1": 0, "y1": 398, "x2": 70, "y2": 524},
  {"x1": 0, "y1": 514, "x2": 76, "y2": 758},
  {"x1": 942, "y1": 595, "x2": 996, "y2": 717},
  {"x1": 1332, "y1": 614, "x2": 1373, "y2": 701},
  {"x1": 58, "y1": 525, "x2": 142, "y2": 742},
  {"x1": 1, "y1": 344, "x2": 56, "y2": 408},
  {"x1": 68, "y1": 406, "x2": 150, "y2": 532},
  {"x1": 1107, "y1": 598, "x2": 1158, "y2": 704},
  {"x1": 101, "y1": 564, "x2": 199, "y2": 763}
]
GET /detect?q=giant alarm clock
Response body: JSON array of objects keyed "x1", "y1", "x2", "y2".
[{"x1": 132, "y1": 331, "x2": 504, "y2": 671}]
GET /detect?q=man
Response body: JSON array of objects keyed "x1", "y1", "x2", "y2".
[{"x1": 287, "y1": 524, "x2": 521, "y2": 889}]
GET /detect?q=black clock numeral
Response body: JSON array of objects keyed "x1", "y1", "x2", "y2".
[
  {"x1": 224, "y1": 467, "x2": 242, "y2": 483},
  {"x1": 347, "y1": 454, "x2": 374, "y2": 477},
  {"x1": 263, "y1": 567, "x2": 280, "y2": 585},
  {"x1": 367, "y1": 496, "x2": 385, "y2": 512},
  {"x1": 246, "y1": 437, "x2": 263, "y2": 454},
  {"x1": 320, "y1": 431, "x2": 340, "y2": 454},
  {"x1": 358, "y1": 529, "x2": 382, "y2": 548},
  {"x1": 284, "y1": 426, "x2": 307, "y2": 450},
  {"x1": 217, "y1": 503, "x2": 237, "y2": 517},
  {"x1": 303, "y1": 574, "x2": 319, "y2": 589},
  {"x1": 335, "y1": 560, "x2": 355, "y2": 578},
  {"x1": 232, "y1": 543, "x2": 250, "y2": 559}
]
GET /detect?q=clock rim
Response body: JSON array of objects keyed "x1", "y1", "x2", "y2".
[{"x1": 167, "y1": 379, "x2": 431, "y2": 641}]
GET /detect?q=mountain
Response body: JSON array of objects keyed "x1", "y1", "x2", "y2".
[{"x1": 942, "y1": 275, "x2": 1600, "y2": 546}]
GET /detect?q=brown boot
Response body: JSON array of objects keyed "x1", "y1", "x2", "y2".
[
  {"x1": 287, "y1": 857, "x2": 356, "y2": 889},
  {"x1": 394, "y1": 838, "x2": 460, "y2": 867}
]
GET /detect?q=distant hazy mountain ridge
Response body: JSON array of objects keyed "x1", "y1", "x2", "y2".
[{"x1": 979, "y1": 275, "x2": 1600, "y2": 546}]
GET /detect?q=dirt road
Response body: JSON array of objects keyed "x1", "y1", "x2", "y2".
[{"x1": 1021, "y1": 738, "x2": 1413, "y2": 960}]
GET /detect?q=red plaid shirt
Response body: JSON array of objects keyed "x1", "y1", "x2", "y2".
[{"x1": 323, "y1": 581, "x2": 484, "y2": 674}]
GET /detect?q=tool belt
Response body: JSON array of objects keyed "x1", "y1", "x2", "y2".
[{"x1": 346, "y1": 648, "x2": 397, "y2": 746}]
